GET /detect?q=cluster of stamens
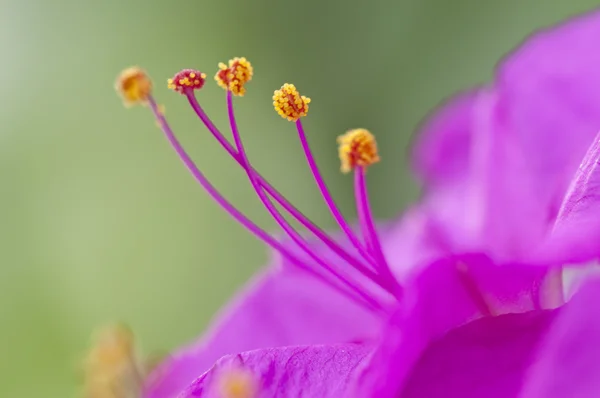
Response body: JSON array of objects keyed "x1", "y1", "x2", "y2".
[
  {"x1": 272, "y1": 83, "x2": 311, "y2": 122},
  {"x1": 337, "y1": 128, "x2": 380, "y2": 173},
  {"x1": 167, "y1": 69, "x2": 207, "y2": 94},
  {"x1": 215, "y1": 57, "x2": 253, "y2": 96},
  {"x1": 115, "y1": 57, "x2": 398, "y2": 320}
]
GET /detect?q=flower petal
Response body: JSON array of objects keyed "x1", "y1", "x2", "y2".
[
  {"x1": 180, "y1": 343, "x2": 371, "y2": 398},
  {"x1": 535, "y1": 131, "x2": 600, "y2": 264},
  {"x1": 143, "y1": 266, "x2": 379, "y2": 398},
  {"x1": 496, "y1": 10, "x2": 600, "y2": 214},
  {"x1": 403, "y1": 310, "x2": 556, "y2": 398},
  {"x1": 412, "y1": 90, "x2": 480, "y2": 185},
  {"x1": 411, "y1": 10, "x2": 600, "y2": 261},
  {"x1": 521, "y1": 277, "x2": 600, "y2": 397},
  {"x1": 357, "y1": 255, "x2": 547, "y2": 397}
]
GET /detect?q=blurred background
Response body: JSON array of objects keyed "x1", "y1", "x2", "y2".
[{"x1": 0, "y1": 0, "x2": 598, "y2": 396}]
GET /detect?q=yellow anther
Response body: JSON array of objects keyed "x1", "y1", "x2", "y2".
[
  {"x1": 337, "y1": 128, "x2": 380, "y2": 173},
  {"x1": 216, "y1": 367, "x2": 258, "y2": 398},
  {"x1": 272, "y1": 83, "x2": 310, "y2": 122},
  {"x1": 215, "y1": 57, "x2": 253, "y2": 96},
  {"x1": 115, "y1": 67, "x2": 152, "y2": 107}
]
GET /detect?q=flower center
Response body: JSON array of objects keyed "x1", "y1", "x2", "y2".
[{"x1": 115, "y1": 59, "x2": 403, "y2": 315}]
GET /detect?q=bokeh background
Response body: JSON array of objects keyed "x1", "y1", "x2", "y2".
[{"x1": 1, "y1": 0, "x2": 598, "y2": 396}]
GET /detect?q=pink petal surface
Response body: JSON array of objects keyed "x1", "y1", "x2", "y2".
[
  {"x1": 358, "y1": 255, "x2": 547, "y2": 397},
  {"x1": 496, "y1": 10, "x2": 600, "y2": 214},
  {"x1": 412, "y1": 9, "x2": 600, "y2": 262},
  {"x1": 403, "y1": 310, "x2": 556, "y2": 398},
  {"x1": 535, "y1": 131, "x2": 600, "y2": 264},
  {"x1": 522, "y1": 277, "x2": 600, "y2": 398},
  {"x1": 412, "y1": 90, "x2": 479, "y2": 185},
  {"x1": 180, "y1": 343, "x2": 371, "y2": 398}
]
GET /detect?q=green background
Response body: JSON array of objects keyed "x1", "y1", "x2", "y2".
[{"x1": 1, "y1": 0, "x2": 597, "y2": 396}]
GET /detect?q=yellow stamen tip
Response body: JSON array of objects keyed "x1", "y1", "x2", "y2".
[
  {"x1": 215, "y1": 57, "x2": 253, "y2": 97},
  {"x1": 273, "y1": 83, "x2": 310, "y2": 122},
  {"x1": 115, "y1": 67, "x2": 152, "y2": 107},
  {"x1": 216, "y1": 367, "x2": 258, "y2": 398},
  {"x1": 337, "y1": 128, "x2": 380, "y2": 173}
]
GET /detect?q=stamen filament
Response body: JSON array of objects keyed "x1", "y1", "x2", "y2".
[
  {"x1": 146, "y1": 95, "x2": 385, "y2": 313},
  {"x1": 184, "y1": 92, "x2": 380, "y2": 272},
  {"x1": 354, "y1": 166, "x2": 398, "y2": 292},
  {"x1": 295, "y1": 120, "x2": 377, "y2": 265},
  {"x1": 226, "y1": 91, "x2": 390, "y2": 302}
]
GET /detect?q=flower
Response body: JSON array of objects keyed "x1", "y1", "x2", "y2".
[{"x1": 115, "y1": 9, "x2": 600, "y2": 397}]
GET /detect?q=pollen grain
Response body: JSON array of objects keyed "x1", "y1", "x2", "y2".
[
  {"x1": 116, "y1": 67, "x2": 152, "y2": 107},
  {"x1": 215, "y1": 57, "x2": 253, "y2": 96},
  {"x1": 273, "y1": 83, "x2": 310, "y2": 122},
  {"x1": 337, "y1": 128, "x2": 380, "y2": 173}
]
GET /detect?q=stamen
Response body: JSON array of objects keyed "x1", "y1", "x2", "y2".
[
  {"x1": 273, "y1": 83, "x2": 310, "y2": 122},
  {"x1": 273, "y1": 85, "x2": 377, "y2": 269},
  {"x1": 181, "y1": 85, "x2": 381, "y2": 280},
  {"x1": 167, "y1": 69, "x2": 207, "y2": 94},
  {"x1": 337, "y1": 128, "x2": 380, "y2": 174},
  {"x1": 215, "y1": 57, "x2": 253, "y2": 96},
  {"x1": 226, "y1": 90, "x2": 393, "y2": 299},
  {"x1": 338, "y1": 129, "x2": 393, "y2": 285},
  {"x1": 115, "y1": 67, "x2": 152, "y2": 107}
]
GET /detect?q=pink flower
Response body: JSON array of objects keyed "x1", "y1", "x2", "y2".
[{"x1": 114, "y1": 9, "x2": 600, "y2": 397}]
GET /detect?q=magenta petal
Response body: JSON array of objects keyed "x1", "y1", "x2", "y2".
[
  {"x1": 413, "y1": 90, "x2": 547, "y2": 260},
  {"x1": 143, "y1": 266, "x2": 379, "y2": 398},
  {"x1": 521, "y1": 277, "x2": 600, "y2": 397},
  {"x1": 535, "y1": 131, "x2": 600, "y2": 264},
  {"x1": 402, "y1": 310, "x2": 556, "y2": 398},
  {"x1": 180, "y1": 343, "x2": 371, "y2": 398},
  {"x1": 412, "y1": 90, "x2": 480, "y2": 185},
  {"x1": 497, "y1": 10, "x2": 600, "y2": 213},
  {"x1": 411, "y1": 10, "x2": 600, "y2": 261},
  {"x1": 358, "y1": 255, "x2": 547, "y2": 397}
]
